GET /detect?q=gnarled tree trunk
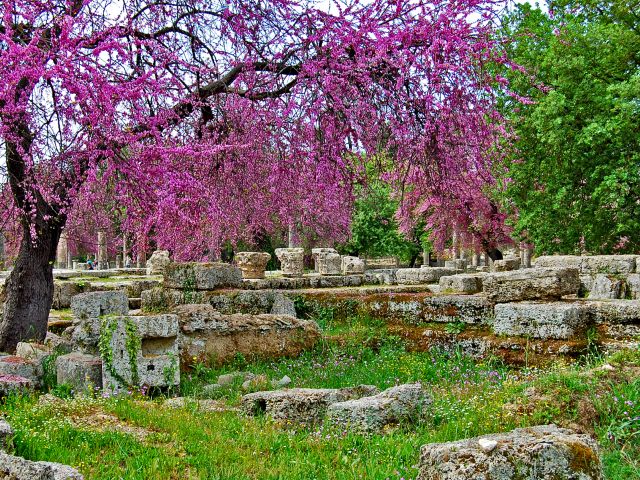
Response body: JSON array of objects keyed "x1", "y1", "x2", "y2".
[{"x1": 0, "y1": 221, "x2": 62, "y2": 353}]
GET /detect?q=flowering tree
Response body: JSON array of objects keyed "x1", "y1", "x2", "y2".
[{"x1": 0, "y1": 0, "x2": 511, "y2": 351}]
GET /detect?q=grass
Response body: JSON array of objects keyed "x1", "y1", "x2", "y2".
[{"x1": 1, "y1": 314, "x2": 639, "y2": 479}]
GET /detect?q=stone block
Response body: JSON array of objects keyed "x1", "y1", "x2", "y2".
[
  {"x1": 536, "y1": 255, "x2": 637, "y2": 275},
  {"x1": 311, "y1": 248, "x2": 338, "y2": 272},
  {"x1": 164, "y1": 262, "x2": 243, "y2": 290},
  {"x1": 235, "y1": 252, "x2": 271, "y2": 279},
  {"x1": 417, "y1": 424, "x2": 603, "y2": 480},
  {"x1": 626, "y1": 274, "x2": 640, "y2": 300},
  {"x1": 274, "y1": 248, "x2": 305, "y2": 277},
  {"x1": 101, "y1": 314, "x2": 179, "y2": 391},
  {"x1": 71, "y1": 291, "x2": 129, "y2": 322},
  {"x1": 0, "y1": 451, "x2": 83, "y2": 479},
  {"x1": 56, "y1": 353, "x2": 102, "y2": 392},
  {"x1": 492, "y1": 256, "x2": 521, "y2": 272},
  {"x1": 588, "y1": 274, "x2": 626, "y2": 299},
  {"x1": 52, "y1": 281, "x2": 86, "y2": 310},
  {"x1": 342, "y1": 256, "x2": 365, "y2": 275},
  {"x1": 327, "y1": 383, "x2": 432, "y2": 433},
  {"x1": 438, "y1": 274, "x2": 484, "y2": 294},
  {"x1": 0, "y1": 356, "x2": 40, "y2": 385},
  {"x1": 0, "y1": 375, "x2": 33, "y2": 397},
  {"x1": 444, "y1": 259, "x2": 467, "y2": 270},
  {"x1": 396, "y1": 267, "x2": 456, "y2": 285},
  {"x1": 423, "y1": 295, "x2": 493, "y2": 324},
  {"x1": 587, "y1": 300, "x2": 640, "y2": 324},
  {"x1": 363, "y1": 269, "x2": 397, "y2": 285},
  {"x1": 493, "y1": 302, "x2": 591, "y2": 340},
  {"x1": 176, "y1": 304, "x2": 320, "y2": 364},
  {"x1": 483, "y1": 268, "x2": 580, "y2": 303},
  {"x1": 241, "y1": 385, "x2": 379, "y2": 425},
  {"x1": 270, "y1": 293, "x2": 296, "y2": 317},
  {"x1": 317, "y1": 252, "x2": 342, "y2": 276},
  {"x1": 146, "y1": 250, "x2": 171, "y2": 275}
]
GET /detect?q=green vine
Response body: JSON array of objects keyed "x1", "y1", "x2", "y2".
[
  {"x1": 98, "y1": 315, "x2": 141, "y2": 388},
  {"x1": 182, "y1": 267, "x2": 197, "y2": 303}
]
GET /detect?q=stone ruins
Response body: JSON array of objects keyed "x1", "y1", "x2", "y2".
[{"x1": 0, "y1": 249, "x2": 633, "y2": 479}]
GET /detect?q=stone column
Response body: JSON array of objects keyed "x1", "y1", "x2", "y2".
[
  {"x1": 311, "y1": 248, "x2": 338, "y2": 272},
  {"x1": 97, "y1": 231, "x2": 108, "y2": 269},
  {"x1": 422, "y1": 247, "x2": 430, "y2": 267},
  {"x1": 452, "y1": 230, "x2": 461, "y2": 260},
  {"x1": 56, "y1": 232, "x2": 69, "y2": 269},
  {"x1": 115, "y1": 254, "x2": 122, "y2": 269},
  {"x1": 288, "y1": 225, "x2": 297, "y2": 248},
  {"x1": 523, "y1": 246, "x2": 533, "y2": 268},
  {"x1": 122, "y1": 235, "x2": 129, "y2": 268},
  {"x1": 136, "y1": 250, "x2": 147, "y2": 269},
  {"x1": 236, "y1": 252, "x2": 271, "y2": 279}
]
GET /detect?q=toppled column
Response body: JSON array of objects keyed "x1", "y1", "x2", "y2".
[
  {"x1": 235, "y1": 252, "x2": 271, "y2": 279},
  {"x1": 97, "y1": 231, "x2": 108, "y2": 270},
  {"x1": 341, "y1": 256, "x2": 365, "y2": 275},
  {"x1": 316, "y1": 251, "x2": 342, "y2": 275},
  {"x1": 275, "y1": 248, "x2": 304, "y2": 277}
]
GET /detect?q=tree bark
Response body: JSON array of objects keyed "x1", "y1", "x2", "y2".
[{"x1": 0, "y1": 222, "x2": 61, "y2": 352}]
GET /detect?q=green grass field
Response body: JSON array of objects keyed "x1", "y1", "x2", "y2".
[{"x1": 2, "y1": 316, "x2": 639, "y2": 479}]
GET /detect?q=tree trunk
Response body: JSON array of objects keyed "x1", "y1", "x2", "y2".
[{"x1": 0, "y1": 222, "x2": 61, "y2": 352}]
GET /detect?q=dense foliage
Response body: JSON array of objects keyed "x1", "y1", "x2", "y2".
[{"x1": 500, "y1": 0, "x2": 640, "y2": 254}]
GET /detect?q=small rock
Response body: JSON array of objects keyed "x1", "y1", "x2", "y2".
[
  {"x1": 477, "y1": 438, "x2": 498, "y2": 452},
  {"x1": 272, "y1": 375, "x2": 292, "y2": 389},
  {"x1": 0, "y1": 418, "x2": 13, "y2": 450},
  {"x1": 202, "y1": 384, "x2": 222, "y2": 396}
]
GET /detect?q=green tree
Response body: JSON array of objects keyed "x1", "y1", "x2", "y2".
[
  {"x1": 500, "y1": 1, "x2": 640, "y2": 254},
  {"x1": 340, "y1": 180, "x2": 429, "y2": 265}
]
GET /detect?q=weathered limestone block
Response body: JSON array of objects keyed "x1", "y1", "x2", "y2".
[
  {"x1": 52, "y1": 281, "x2": 86, "y2": 310},
  {"x1": 307, "y1": 275, "x2": 363, "y2": 288},
  {"x1": 438, "y1": 274, "x2": 484, "y2": 294},
  {"x1": 0, "y1": 451, "x2": 83, "y2": 480},
  {"x1": 176, "y1": 304, "x2": 320, "y2": 364},
  {"x1": 241, "y1": 385, "x2": 379, "y2": 425},
  {"x1": 363, "y1": 269, "x2": 397, "y2": 285},
  {"x1": 235, "y1": 252, "x2": 271, "y2": 279},
  {"x1": 311, "y1": 248, "x2": 338, "y2": 272},
  {"x1": 588, "y1": 274, "x2": 626, "y2": 300},
  {"x1": 146, "y1": 250, "x2": 171, "y2": 275},
  {"x1": 327, "y1": 383, "x2": 432, "y2": 433},
  {"x1": 274, "y1": 248, "x2": 305, "y2": 277},
  {"x1": 101, "y1": 314, "x2": 179, "y2": 391},
  {"x1": 423, "y1": 295, "x2": 493, "y2": 324},
  {"x1": 492, "y1": 256, "x2": 521, "y2": 272},
  {"x1": 625, "y1": 274, "x2": 640, "y2": 300},
  {"x1": 0, "y1": 356, "x2": 40, "y2": 386},
  {"x1": 587, "y1": 300, "x2": 640, "y2": 324},
  {"x1": 123, "y1": 279, "x2": 161, "y2": 298},
  {"x1": 270, "y1": 293, "x2": 296, "y2": 317},
  {"x1": 0, "y1": 375, "x2": 32, "y2": 397},
  {"x1": 483, "y1": 268, "x2": 580, "y2": 303},
  {"x1": 71, "y1": 291, "x2": 129, "y2": 322},
  {"x1": 342, "y1": 256, "x2": 365, "y2": 275},
  {"x1": 56, "y1": 353, "x2": 102, "y2": 392},
  {"x1": 164, "y1": 262, "x2": 242, "y2": 290},
  {"x1": 316, "y1": 252, "x2": 342, "y2": 276},
  {"x1": 494, "y1": 302, "x2": 591, "y2": 340},
  {"x1": 396, "y1": 267, "x2": 456, "y2": 285},
  {"x1": 536, "y1": 255, "x2": 637, "y2": 275},
  {"x1": 444, "y1": 259, "x2": 467, "y2": 270},
  {"x1": 417, "y1": 424, "x2": 603, "y2": 480}
]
